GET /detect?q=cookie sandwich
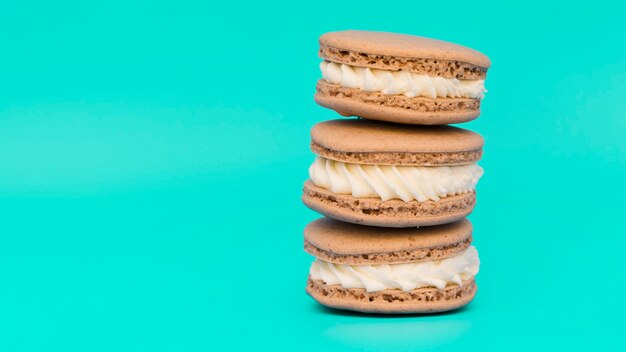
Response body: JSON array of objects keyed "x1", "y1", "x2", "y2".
[
  {"x1": 305, "y1": 218, "x2": 479, "y2": 313},
  {"x1": 302, "y1": 119, "x2": 484, "y2": 227},
  {"x1": 315, "y1": 30, "x2": 491, "y2": 125}
]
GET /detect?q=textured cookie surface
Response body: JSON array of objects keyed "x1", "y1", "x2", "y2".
[
  {"x1": 304, "y1": 218, "x2": 472, "y2": 265},
  {"x1": 307, "y1": 278, "x2": 476, "y2": 314},
  {"x1": 302, "y1": 181, "x2": 475, "y2": 227},
  {"x1": 315, "y1": 80, "x2": 481, "y2": 125},
  {"x1": 319, "y1": 30, "x2": 490, "y2": 79},
  {"x1": 310, "y1": 119, "x2": 483, "y2": 166}
]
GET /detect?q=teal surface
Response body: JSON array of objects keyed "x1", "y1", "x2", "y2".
[{"x1": 1, "y1": 1, "x2": 625, "y2": 351}]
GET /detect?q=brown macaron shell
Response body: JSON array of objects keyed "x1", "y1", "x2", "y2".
[
  {"x1": 315, "y1": 80, "x2": 481, "y2": 125},
  {"x1": 310, "y1": 119, "x2": 484, "y2": 166},
  {"x1": 307, "y1": 278, "x2": 476, "y2": 314},
  {"x1": 302, "y1": 181, "x2": 476, "y2": 228},
  {"x1": 319, "y1": 30, "x2": 490, "y2": 79},
  {"x1": 304, "y1": 218, "x2": 472, "y2": 265}
]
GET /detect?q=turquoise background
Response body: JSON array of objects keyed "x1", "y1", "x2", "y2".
[{"x1": 1, "y1": 1, "x2": 625, "y2": 351}]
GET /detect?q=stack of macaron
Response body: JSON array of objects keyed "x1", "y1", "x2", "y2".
[{"x1": 302, "y1": 30, "x2": 490, "y2": 314}]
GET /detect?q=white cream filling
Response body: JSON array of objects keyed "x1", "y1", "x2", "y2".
[
  {"x1": 309, "y1": 157, "x2": 483, "y2": 202},
  {"x1": 310, "y1": 246, "x2": 479, "y2": 292},
  {"x1": 320, "y1": 61, "x2": 486, "y2": 99}
]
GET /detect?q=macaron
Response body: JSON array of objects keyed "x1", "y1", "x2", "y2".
[
  {"x1": 305, "y1": 218, "x2": 479, "y2": 314},
  {"x1": 302, "y1": 119, "x2": 484, "y2": 227},
  {"x1": 315, "y1": 30, "x2": 491, "y2": 125}
]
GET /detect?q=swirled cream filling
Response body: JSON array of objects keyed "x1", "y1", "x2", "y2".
[
  {"x1": 320, "y1": 61, "x2": 486, "y2": 99},
  {"x1": 310, "y1": 246, "x2": 479, "y2": 292},
  {"x1": 309, "y1": 157, "x2": 483, "y2": 202}
]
